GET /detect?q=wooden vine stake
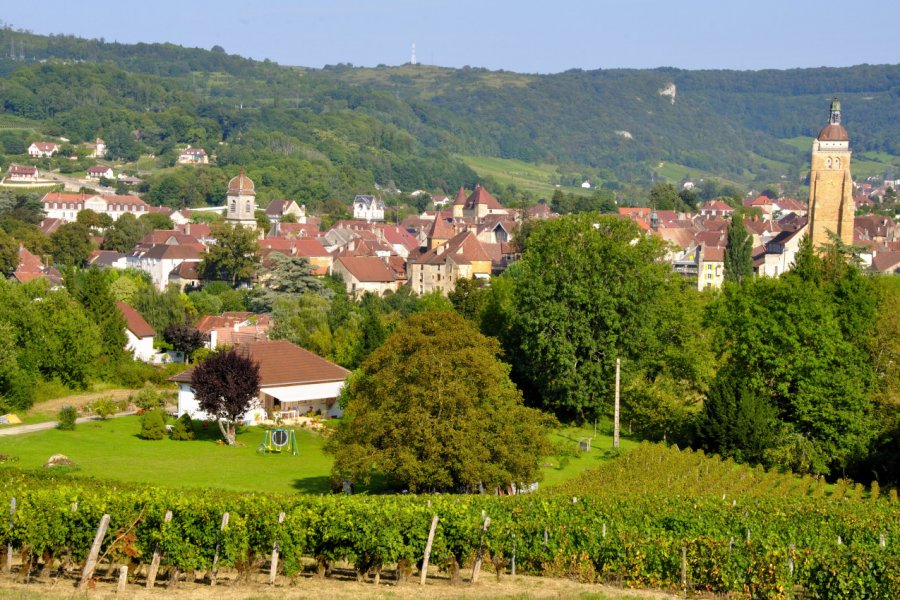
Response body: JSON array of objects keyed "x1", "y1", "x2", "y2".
[
  {"x1": 420, "y1": 515, "x2": 439, "y2": 585},
  {"x1": 470, "y1": 516, "x2": 491, "y2": 583},
  {"x1": 78, "y1": 514, "x2": 110, "y2": 591},
  {"x1": 268, "y1": 512, "x2": 286, "y2": 585},
  {"x1": 681, "y1": 546, "x2": 687, "y2": 598},
  {"x1": 145, "y1": 510, "x2": 172, "y2": 588},
  {"x1": 210, "y1": 512, "x2": 229, "y2": 586},
  {"x1": 117, "y1": 565, "x2": 128, "y2": 593},
  {"x1": 5, "y1": 497, "x2": 14, "y2": 574}
]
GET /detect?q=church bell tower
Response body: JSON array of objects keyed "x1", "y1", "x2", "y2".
[
  {"x1": 225, "y1": 168, "x2": 258, "y2": 228},
  {"x1": 807, "y1": 99, "x2": 854, "y2": 250}
]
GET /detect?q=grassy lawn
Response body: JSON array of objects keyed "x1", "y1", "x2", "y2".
[
  {"x1": 541, "y1": 424, "x2": 640, "y2": 489},
  {"x1": 0, "y1": 416, "x2": 334, "y2": 494},
  {"x1": 0, "y1": 417, "x2": 638, "y2": 494}
]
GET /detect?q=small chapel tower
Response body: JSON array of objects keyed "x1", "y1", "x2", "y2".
[
  {"x1": 225, "y1": 168, "x2": 258, "y2": 228},
  {"x1": 808, "y1": 99, "x2": 854, "y2": 249}
]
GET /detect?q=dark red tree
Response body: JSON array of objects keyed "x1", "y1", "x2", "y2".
[
  {"x1": 163, "y1": 323, "x2": 206, "y2": 362},
  {"x1": 190, "y1": 349, "x2": 260, "y2": 445}
]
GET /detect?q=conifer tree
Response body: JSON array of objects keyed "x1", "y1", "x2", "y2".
[{"x1": 723, "y1": 215, "x2": 753, "y2": 283}]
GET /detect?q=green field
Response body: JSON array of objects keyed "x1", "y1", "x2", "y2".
[
  {"x1": 0, "y1": 417, "x2": 633, "y2": 494},
  {"x1": 460, "y1": 154, "x2": 591, "y2": 199},
  {"x1": 781, "y1": 136, "x2": 899, "y2": 180}
]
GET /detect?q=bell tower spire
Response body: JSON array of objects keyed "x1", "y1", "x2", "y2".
[{"x1": 829, "y1": 98, "x2": 841, "y2": 125}]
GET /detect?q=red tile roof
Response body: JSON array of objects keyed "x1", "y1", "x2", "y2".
[
  {"x1": 335, "y1": 256, "x2": 396, "y2": 282},
  {"x1": 8, "y1": 164, "x2": 37, "y2": 175},
  {"x1": 293, "y1": 238, "x2": 330, "y2": 258},
  {"x1": 170, "y1": 340, "x2": 349, "y2": 386},
  {"x1": 116, "y1": 301, "x2": 155, "y2": 338},
  {"x1": 452, "y1": 186, "x2": 468, "y2": 206},
  {"x1": 464, "y1": 185, "x2": 503, "y2": 211},
  {"x1": 414, "y1": 231, "x2": 492, "y2": 266}
]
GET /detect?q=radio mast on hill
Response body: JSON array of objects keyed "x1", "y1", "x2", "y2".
[{"x1": 411, "y1": 42, "x2": 417, "y2": 65}]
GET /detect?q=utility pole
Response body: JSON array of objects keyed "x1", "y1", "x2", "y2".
[{"x1": 613, "y1": 358, "x2": 620, "y2": 448}]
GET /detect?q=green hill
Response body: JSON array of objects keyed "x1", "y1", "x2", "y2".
[{"x1": 0, "y1": 27, "x2": 897, "y2": 205}]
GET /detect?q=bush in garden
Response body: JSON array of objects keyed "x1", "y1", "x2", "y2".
[
  {"x1": 139, "y1": 409, "x2": 167, "y2": 440},
  {"x1": 131, "y1": 384, "x2": 165, "y2": 411},
  {"x1": 92, "y1": 396, "x2": 118, "y2": 420},
  {"x1": 56, "y1": 405, "x2": 77, "y2": 430},
  {"x1": 169, "y1": 413, "x2": 194, "y2": 441}
]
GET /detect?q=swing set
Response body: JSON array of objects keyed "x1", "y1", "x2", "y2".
[{"x1": 257, "y1": 428, "x2": 299, "y2": 456}]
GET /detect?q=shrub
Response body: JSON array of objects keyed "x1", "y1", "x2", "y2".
[
  {"x1": 56, "y1": 406, "x2": 77, "y2": 430},
  {"x1": 131, "y1": 384, "x2": 165, "y2": 411},
  {"x1": 139, "y1": 409, "x2": 167, "y2": 440},
  {"x1": 170, "y1": 413, "x2": 194, "y2": 441},
  {"x1": 92, "y1": 396, "x2": 118, "y2": 420}
]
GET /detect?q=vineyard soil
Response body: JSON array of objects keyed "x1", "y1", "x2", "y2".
[{"x1": 0, "y1": 572, "x2": 677, "y2": 600}]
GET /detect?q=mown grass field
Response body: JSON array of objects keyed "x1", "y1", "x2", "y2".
[
  {"x1": 0, "y1": 416, "x2": 634, "y2": 494},
  {"x1": 460, "y1": 154, "x2": 591, "y2": 199}
]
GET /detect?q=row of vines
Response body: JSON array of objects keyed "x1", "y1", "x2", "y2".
[
  {"x1": 1, "y1": 444, "x2": 898, "y2": 598},
  {"x1": 558, "y1": 443, "x2": 897, "y2": 501}
]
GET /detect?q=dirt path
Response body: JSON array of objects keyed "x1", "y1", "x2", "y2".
[
  {"x1": 0, "y1": 572, "x2": 678, "y2": 600},
  {"x1": 31, "y1": 389, "x2": 137, "y2": 413},
  {"x1": 0, "y1": 411, "x2": 136, "y2": 437}
]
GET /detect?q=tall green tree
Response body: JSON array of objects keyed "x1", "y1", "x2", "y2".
[
  {"x1": 510, "y1": 214, "x2": 680, "y2": 421},
  {"x1": 49, "y1": 222, "x2": 93, "y2": 267},
  {"x1": 132, "y1": 284, "x2": 187, "y2": 333},
  {"x1": 328, "y1": 311, "x2": 553, "y2": 493},
  {"x1": 269, "y1": 293, "x2": 333, "y2": 358},
  {"x1": 200, "y1": 224, "x2": 260, "y2": 287},
  {"x1": 0, "y1": 229, "x2": 17, "y2": 277},
  {"x1": 723, "y1": 215, "x2": 753, "y2": 284},
  {"x1": 101, "y1": 213, "x2": 144, "y2": 252},
  {"x1": 707, "y1": 275, "x2": 876, "y2": 474},
  {"x1": 70, "y1": 268, "x2": 127, "y2": 363},
  {"x1": 0, "y1": 321, "x2": 35, "y2": 412},
  {"x1": 249, "y1": 252, "x2": 328, "y2": 312}
]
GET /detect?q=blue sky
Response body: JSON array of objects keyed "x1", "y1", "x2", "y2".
[{"x1": 4, "y1": 1, "x2": 898, "y2": 73}]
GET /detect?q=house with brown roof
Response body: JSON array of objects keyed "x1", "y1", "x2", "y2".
[
  {"x1": 754, "y1": 220, "x2": 809, "y2": 278},
  {"x1": 170, "y1": 340, "x2": 350, "y2": 421},
  {"x1": 177, "y1": 147, "x2": 209, "y2": 164},
  {"x1": 452, "y1": 185, "x2": 508, "y2": 220},
  {"x1": 10, "y1": 244, "x2": 62, "y2": 286},
  {"x1": 127, "y1": 243, "x2": 203, "y2": 290},
  {"x1": 699, "y1": 200, "x2": 735, "y2": 218},
  {"x1": 116, "y1": 301, "x2": 156, "y2": 362},
  {"x1": 86, "y1": 165, "x2": 115, "y2": 180},
  {"x1": 871, "y1": 251, "x2": 900, "y2": 274},
  {"x1": 265, "y1": 199, "x2": 306, "y2": 223},
  {"x1": 41, "y1": 192, "x2": 150, "y2": 222},
  {"x1": 168, "y1": 261, "x2": 201, "y2": 291},
  {"x1": 331, "y1": 256, "x2": 398, "y2": 297},
  {"x1": 28, "y1": 142, "x2": 58, "y2": 158},
  {"x1": 83, "y1": 138, "x2": 106, "y2": 158},
  {"x1": 7, "y1": 164, "x2": 39, "y2": 182},
  {"x1": 408, "y1": 230, "x2": 492, "y2": 295}
]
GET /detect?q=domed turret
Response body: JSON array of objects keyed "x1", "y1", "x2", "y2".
[
  {"x1": 227, "y1": 169, "x2": 255, "y2": 196},
  {"x1": 817, "y1": 97, "x2": 848, "y2": 142}
]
